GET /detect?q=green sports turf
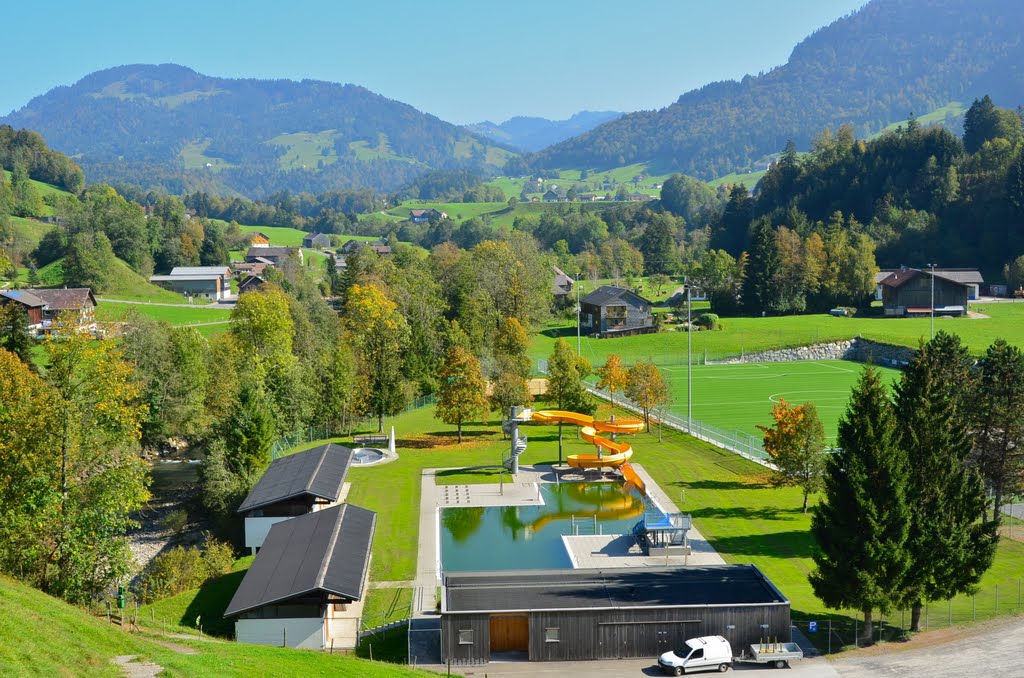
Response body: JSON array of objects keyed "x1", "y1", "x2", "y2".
[{"x1": 634, "y1": 360, "x2": 900, "y2": 445}]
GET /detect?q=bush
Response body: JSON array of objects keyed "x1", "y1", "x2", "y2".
[
  {"x1": 694, "y1": 313, "x2": 721, "y2": 330},
  {"x1": 136, "y1": 534, "x2": 237, "y2": 603},
  {"x1": 161, "y1": 509, "x2": 189, "y2": 535}
]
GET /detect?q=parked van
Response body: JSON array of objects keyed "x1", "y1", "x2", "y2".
[{"x1": 658, "y1": 635, "x2": 733, "y2": 675}]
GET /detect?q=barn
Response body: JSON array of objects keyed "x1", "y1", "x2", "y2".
[{"x1": 440, "y1": 565, "x2": 790, "y2": 665}]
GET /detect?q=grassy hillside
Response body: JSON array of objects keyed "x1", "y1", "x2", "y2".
[
  {"x1": 3, "y1": 170, "x2": 73, "y2": 216},
  {"x1": 35, "y1": 257, "x2": 190, "y2": 304},
  {"x1": 0, "y1": 574, "x2": 430, "y2": 677},
  {"x1": 8, "y1": 216, "x2": 54, "y2": 250}
]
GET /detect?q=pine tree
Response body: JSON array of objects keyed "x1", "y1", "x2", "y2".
[
  {"x1": 895, "y1": 332, "x2": 998, "y2": 631},
  {"x1": 225, "y1": 383, "x2": 275, "y2": 478},
  {"x1": 743, "y1": 218, "x2": 780, "y2": 314},
  {"x1": 810, "y1": 366, "x2": 911, "y2": 645},
  {"x1": 971, "y1": 339, "x2": 1024, "y2": 519}
]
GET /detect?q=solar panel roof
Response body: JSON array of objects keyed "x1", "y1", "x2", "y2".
[{"x1": 237, "y1": 443, "x2": 353, "y2": 513}]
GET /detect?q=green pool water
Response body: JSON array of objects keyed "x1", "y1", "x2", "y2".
[{"x1": 440, "y1": 482, "x2": 648, "y2": 572}]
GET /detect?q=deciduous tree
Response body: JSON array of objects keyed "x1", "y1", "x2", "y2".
[
  {"x1": 436, "y1": 345, "x2": 489, "y2": 443},
  {"x1": 758, "y1": 399, "x2": 826, "y2": 512},
  {"x1": 596, "y1": 354, "x2": 628, "y2": 412},
  {"x1": 546, "y1": 338, "x2": 593, "y2": 462},
  {"x1": 624, "y1": 361, "x2": 669, "y2": 432}
]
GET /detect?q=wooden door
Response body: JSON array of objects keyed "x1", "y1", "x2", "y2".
[{"x1": 489, "y1": 615, "x2": 528, "y2": 652}]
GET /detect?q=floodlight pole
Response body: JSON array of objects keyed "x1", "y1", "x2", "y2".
[
  {"x1": 576, "y1": 274, "x2": 581, "y2": 356},
  {"x1": 928, "y1": 263, "x2": 936, "y2": 340},
  {"x1": 687, "y1": 284, "x2": 692, "y2": 433}
]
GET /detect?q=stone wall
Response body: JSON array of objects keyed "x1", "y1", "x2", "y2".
[{"x1": 714, "y1": 338, "x2": 915, "y2": 367}]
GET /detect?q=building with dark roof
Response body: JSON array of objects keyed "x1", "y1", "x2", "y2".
[
  {"x1": 551, "y1": 265, "x2": 574, "y2": 299},
  {"x1": 238, "y1": 443, "x2": 354, "y2": 553},
  {"x1": 409, "y1": 208, "x2": 447, "y2": 223},
  {"x1": 225, "y1": 503, "x2": 376, "y2": 650},
  {"x1": 876, "y1": 267, "x2": 981, "y2": 317},
  {"x1": 302, "y1": 233, "x2": 332, "y2": 248},
  {"x1": 441, "y1": 565, "x2": 790, "y2": 664},
  {"x1": 245, "y1": 246, "x2": 303, "y2": 266},
  {"x1": 149, "y1": 266, "x2": 233, "y2": 301},
  {"x1": 1, "y1": 288, "x2": 97, "y2": 332},
  {"x1": 579, "y1": 285, "x2": 654, "y2": 338},
  {"x1": 340, "y1": 238, "x2": 392, "y2": 256}
]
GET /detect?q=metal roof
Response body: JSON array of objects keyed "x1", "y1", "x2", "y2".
[
  {"x1": 224, "y1": 503, "x2": 376, "y2": 616},
  {"x1": 237, "y1": 443, "x2": 353, "y2": 513},
  {"x1": 169, "y1": 266, "x2": 231, "y2": 276},
  {"x1": 443, "y1": 565, "x2": 787, "y2": 614},
  {"x1": 0, "y1": 289, "x2": 47, "y2": 307},
  {"x1": 579, "y1": 285, "x2": 651, "y2": 307},
  {"x1": 30, "y1": 288, "x2": 97, "y2": 310},
  {"x1": 150, "y1": 275, "x2": 222, "y2": 282},
  {"x1": 876, "y1": 268, "x2": 983, "y2": 285}
]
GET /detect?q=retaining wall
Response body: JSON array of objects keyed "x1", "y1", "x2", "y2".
[{"x1": 715, "y1": 337, "x2": 915, "y2": 367}]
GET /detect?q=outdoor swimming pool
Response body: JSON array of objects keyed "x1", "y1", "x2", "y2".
[{"x1": 440, "y1": 482, "x2": 652, "y2": 572}]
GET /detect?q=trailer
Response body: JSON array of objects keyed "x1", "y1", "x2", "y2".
[{"x1": 734, "y1": 642, "x2": 803, "y2": 669}]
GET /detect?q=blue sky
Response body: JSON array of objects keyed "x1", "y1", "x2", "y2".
[{"x1": 2, "y1": 0, "x2": 865, "y2": 124}]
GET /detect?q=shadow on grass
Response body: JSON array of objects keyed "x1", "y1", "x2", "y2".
[
  {"x1": 180, "y1": 568, "x2": 247, "y2": 638},
  {"x1": 399, "y1": 430, "x2": 498, "y2": 449},
  {"x1": 707, "y1": 529, "x2": 814, "y2": 558},
  {"x1": 435, "y1": 465, "x2": 504, "y2": 479},
  {"x1": 356, "y1": 625, "x2": 408, "y2": 663},
  {"x1": 540, "y1": 325, "x2": 575, "y2": 339},
  {"x1": 675, "y1": 479, "x2": 767, "y2": 491},
  {"x1": 690, "y1": 505, "x2": 804, "y2": 521}
]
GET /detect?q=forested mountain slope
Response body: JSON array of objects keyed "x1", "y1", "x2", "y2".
[
  {"x1": 0, "y1": 64, "x2": 513, "y2": 197},
  {"x1": 466, "y1": 110, "x2": 622, "y2": 152},
  {"x1": 529, "y1": 0, "x2": 1024, "y2": 178}
]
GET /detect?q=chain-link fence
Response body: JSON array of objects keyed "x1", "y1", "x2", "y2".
[{"x1": 792, "y1": 577, "x2": 1024, "y2": 654}]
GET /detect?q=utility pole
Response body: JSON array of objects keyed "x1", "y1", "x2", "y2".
[
  {"x1": 928, "y1": 263, "x2": 936, "y2": 340},
  {"x1": 687, "y1": 284, "x2": 692, "y2": 433}
]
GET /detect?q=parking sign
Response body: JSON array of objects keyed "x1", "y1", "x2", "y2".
[{"x1": 808, "y1": 621, "x2": 818, "y2": 633}]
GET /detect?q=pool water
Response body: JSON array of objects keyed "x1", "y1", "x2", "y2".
[{"x1": 440, "y1": 482, "x2": 647, "y2": 572}]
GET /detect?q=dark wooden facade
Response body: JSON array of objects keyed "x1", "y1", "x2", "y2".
[
  {"x1": 579, "y1": 286, "x2": 654, "y2": 338},
  {"x1": 880, "y1": 270, "x2": 969, "y2": 317},
  {"x1": 441, "y1": 566, "x2": 791, "y2": 665}
]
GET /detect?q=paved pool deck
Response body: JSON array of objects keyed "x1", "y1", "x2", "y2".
[{"x1": 411, "y1": 463, "x2": 725, "y2": 616}]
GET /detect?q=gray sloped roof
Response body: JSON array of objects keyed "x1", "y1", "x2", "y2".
[
  {"x1": 224, "y1": 503, "x2": 376, "y2": 616},
  {"x1": 876, "y1": 268, "x2": 983, "y2": 285},
  {"x1": 443, "y1": 565, "x2": 786, "y2": 613},
  {"x1": 237, "y1": 443, "x2": 353, "y2": 513},
  {"x1": 579, "y1": 285, "x2": 651, "y2": 307},
  {"x1": 30, "y1": 288, "x2": 97, "y2": 309},
  {"x1": 0, "y1": 289, "x2": 47, "y2": 307}
]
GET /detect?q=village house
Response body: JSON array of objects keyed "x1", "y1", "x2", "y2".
[
  {"x1": 0, "y1": 287, "x2": 98, "y2": 333},
  {"x1": 875, "y1": 267, "x2": 982, "y2": 317},
  {"x1": 551, "y1": 265, "x2": 574, "y2": 300},
  {"x1": 579, "y1": 285, "x2": 655, "y2": 338},
  {"x1": 302, "y1": 233, "x2": 332, "y2": 248},
  {"x1": 409, "y1": 208, "x2": 448, "y2": 223},
  {"x1": 149, "y1": 266, "x2": 233, "y2": 301},
  {"x1": 245, "y1": 246, "x2": 303, "y2": 267},
  {"x1": 339, "y1": 238, "x2": 391, "y2": 256},
  {"x1": 248, "y1": 232, "x2": 271, "y2": 247}
]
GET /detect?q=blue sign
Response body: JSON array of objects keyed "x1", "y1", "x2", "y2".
[{"x1": 808, "y1": 621, "x2": 818, "y2": 633}]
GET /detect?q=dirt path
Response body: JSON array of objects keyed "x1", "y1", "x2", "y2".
[{"x1": 832, "y1": 612, "x2": 1024, "y2": 677}]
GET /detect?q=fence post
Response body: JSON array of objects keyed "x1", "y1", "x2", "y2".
[
  {"x1": 828, "y1": 619, "x2": 831, "y2": 654},
  {"x1": 996, "y1": 584, "x2": 999, "y2": 614},
  {"x1": 949, "y1": 599, "x2": 952, "y2": 626}
]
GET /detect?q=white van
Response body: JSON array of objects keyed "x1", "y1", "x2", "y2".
[{"x1": 658, "y1": 635, "x2": 733, "y2": 675}]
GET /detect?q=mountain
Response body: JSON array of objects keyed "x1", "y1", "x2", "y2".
[
  {"x1": 529, "y1": 0, "x2": 1024, "y2": 179},
  {"x1": 465, "y1": 111, "x2": 622, "y2": 152},
  {"x1": 0, "y1": 64, "x2": 514, "y2": 197}
]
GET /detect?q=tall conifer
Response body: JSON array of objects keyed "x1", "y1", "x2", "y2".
[{"x1": 810, "y1": 366, "x2": 911, "y2": 644}]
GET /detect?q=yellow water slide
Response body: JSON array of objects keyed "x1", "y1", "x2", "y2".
[{"x1": 530, "y1": 410, "x2": 644, "y2": 469}]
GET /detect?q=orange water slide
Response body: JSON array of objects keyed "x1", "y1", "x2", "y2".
[{"x1": 530, "y1": 410, "x2": 644, "y2": 469}]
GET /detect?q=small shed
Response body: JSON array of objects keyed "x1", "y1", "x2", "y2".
[
  {"x1": 237, "y1": 443, "x2": 354, "y2": 553},
  {"x1": 245, "y1": 246, "x2": 303, "y2": 266},
  {"x1": 441, "y1": 565, "x2": 790, "y2": 664},
  {"x1": 302, "y1": 233, "x2": 332, "y2": 249},
  {"x1": 225, "y1": 502, "x2": 376, "y2": 650},
  {"x1": 579, "y1": 286, "x2": 654, "y2": 338}
]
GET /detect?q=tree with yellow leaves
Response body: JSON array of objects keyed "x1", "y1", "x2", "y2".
[
  {"x1": 345, "y1": 283, "x2": 409, "y2": 432},
  {"x1": 758, "y1": 399, "x2": 826, "y2": 512},
  {"x1": 596, "y1": 354, "x2": 628, "y2": 413},
  {"x1": 436, "y1": 345, "x2": 489, "y2": 443}
]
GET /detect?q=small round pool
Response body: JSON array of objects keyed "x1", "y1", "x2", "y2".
[{"x1": 352, "y1": 447, "x2": 388, "y2": 465}]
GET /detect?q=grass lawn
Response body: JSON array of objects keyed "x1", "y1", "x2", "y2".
[
  {"x1": 235, "y1": 223, "x2": 308, "y2": 247},
  {"x1": 0, "y1": 572, "x2": 431, "y2": 677},
  {"x1": 361, "y1": 587, "x2": 414, "y2": 628},
  {"x1": 97, "y1": 302, "x2": 233, "y2": 326}
]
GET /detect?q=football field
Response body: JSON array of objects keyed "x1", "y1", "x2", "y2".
[{"x1": 651, "y1": 360, "x2": 901, "y2": 445}]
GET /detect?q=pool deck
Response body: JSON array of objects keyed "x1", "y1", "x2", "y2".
[{"x1": 411, "y1": 463, "x2": 725, "y2": 616}]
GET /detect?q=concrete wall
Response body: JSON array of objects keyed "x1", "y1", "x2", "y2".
[
  {"x1": 235, "y1": 618, "x2": 324, "y2": 649},
  {"x1": 715, "y1": 338, "x2": 914, "y2": 367}
]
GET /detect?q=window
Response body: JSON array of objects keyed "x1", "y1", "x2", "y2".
[
  {"x1": 689, "y1": 648, "x2": 704, "y2": 660},
  {"x1": 458, "y1": 629, "x2": 474, "y2": 645},
  {"x1": 544, "y1": 627, "x2": 560, "y2": 643}
]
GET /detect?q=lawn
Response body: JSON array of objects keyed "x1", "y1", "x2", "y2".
[{"x1": 97, "y1": 302, "x2": 233, "y2": 326}]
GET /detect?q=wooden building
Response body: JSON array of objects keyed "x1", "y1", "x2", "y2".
[
  {"x1": 1, "y1": 288, "x2": 97, "y2": 332},
  {"x1": 245, "y1": 246, "x2": 303, "y2": 266},
  {"x1": 237, "y1": 443, "x2": 354, "y2": 553},
  {"x1": 876, "y1": 267, "x2": 980, "y2": 317},
  {"x1": 224, "y1": 502, "x2": 375, "y2": 650},
  {"x1": 302, "y1": 233, "x2": 332, "y2": 248},
  {"x1": 441, "y1": 565, "x2": 790, "y2": 665},
  {"x1": 579, "y1": 285, "x2": 654, "y2": 338}
]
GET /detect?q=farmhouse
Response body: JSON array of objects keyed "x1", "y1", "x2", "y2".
[
  {"x1": 876, "y1": 266, "x2": 982, "y2": 317},
  {"x1": 245, "y1": 246, "x2": 303, "y2": 266},
  {"x1": 579, "y1": 285, "x2": 655, "y2": 338},
  {"x1": 238, "y1": 274, "x2": 266, "y2": 295},
  {"x1": 875, "y1": 267, "x2": 983, "y2": 303},
  {"x1": 224, "y1": 502, "x2": 375, "y2": 651},
  {"x1": 1, "y1": 288, "x2": 98, "y2": 332},
  {"x1": 149, "y1": 266, "x2": 233, "y2": 301},
  {"x1": 340, "y1": 238, "x2": 391, "y2": 256},
  {"x1": 302, "y1": 232, "x2": 332, "y2": 248},
  {"x1": 551, "y1": 265, "x2": 574, "y2": 299},
  {"x1": 249, "y1": 232, "x2": 271, "y2": 247},
  {"x1": 237, "y1": 443, "x2": 354, "y2": 554},
  {"x1": 441, "y1": 565, "x2": 791, "y2": 664},
  {"x1": 409, "y1": 208, "x2": 448, "y2": 223},
  {"x1": 543, "y1": 189, "x2": 560, "y2": 202}
]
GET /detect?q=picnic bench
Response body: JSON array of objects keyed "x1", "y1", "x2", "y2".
[{"x1": 353, "y1": 434, "x2": 389, "y2": 447}]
